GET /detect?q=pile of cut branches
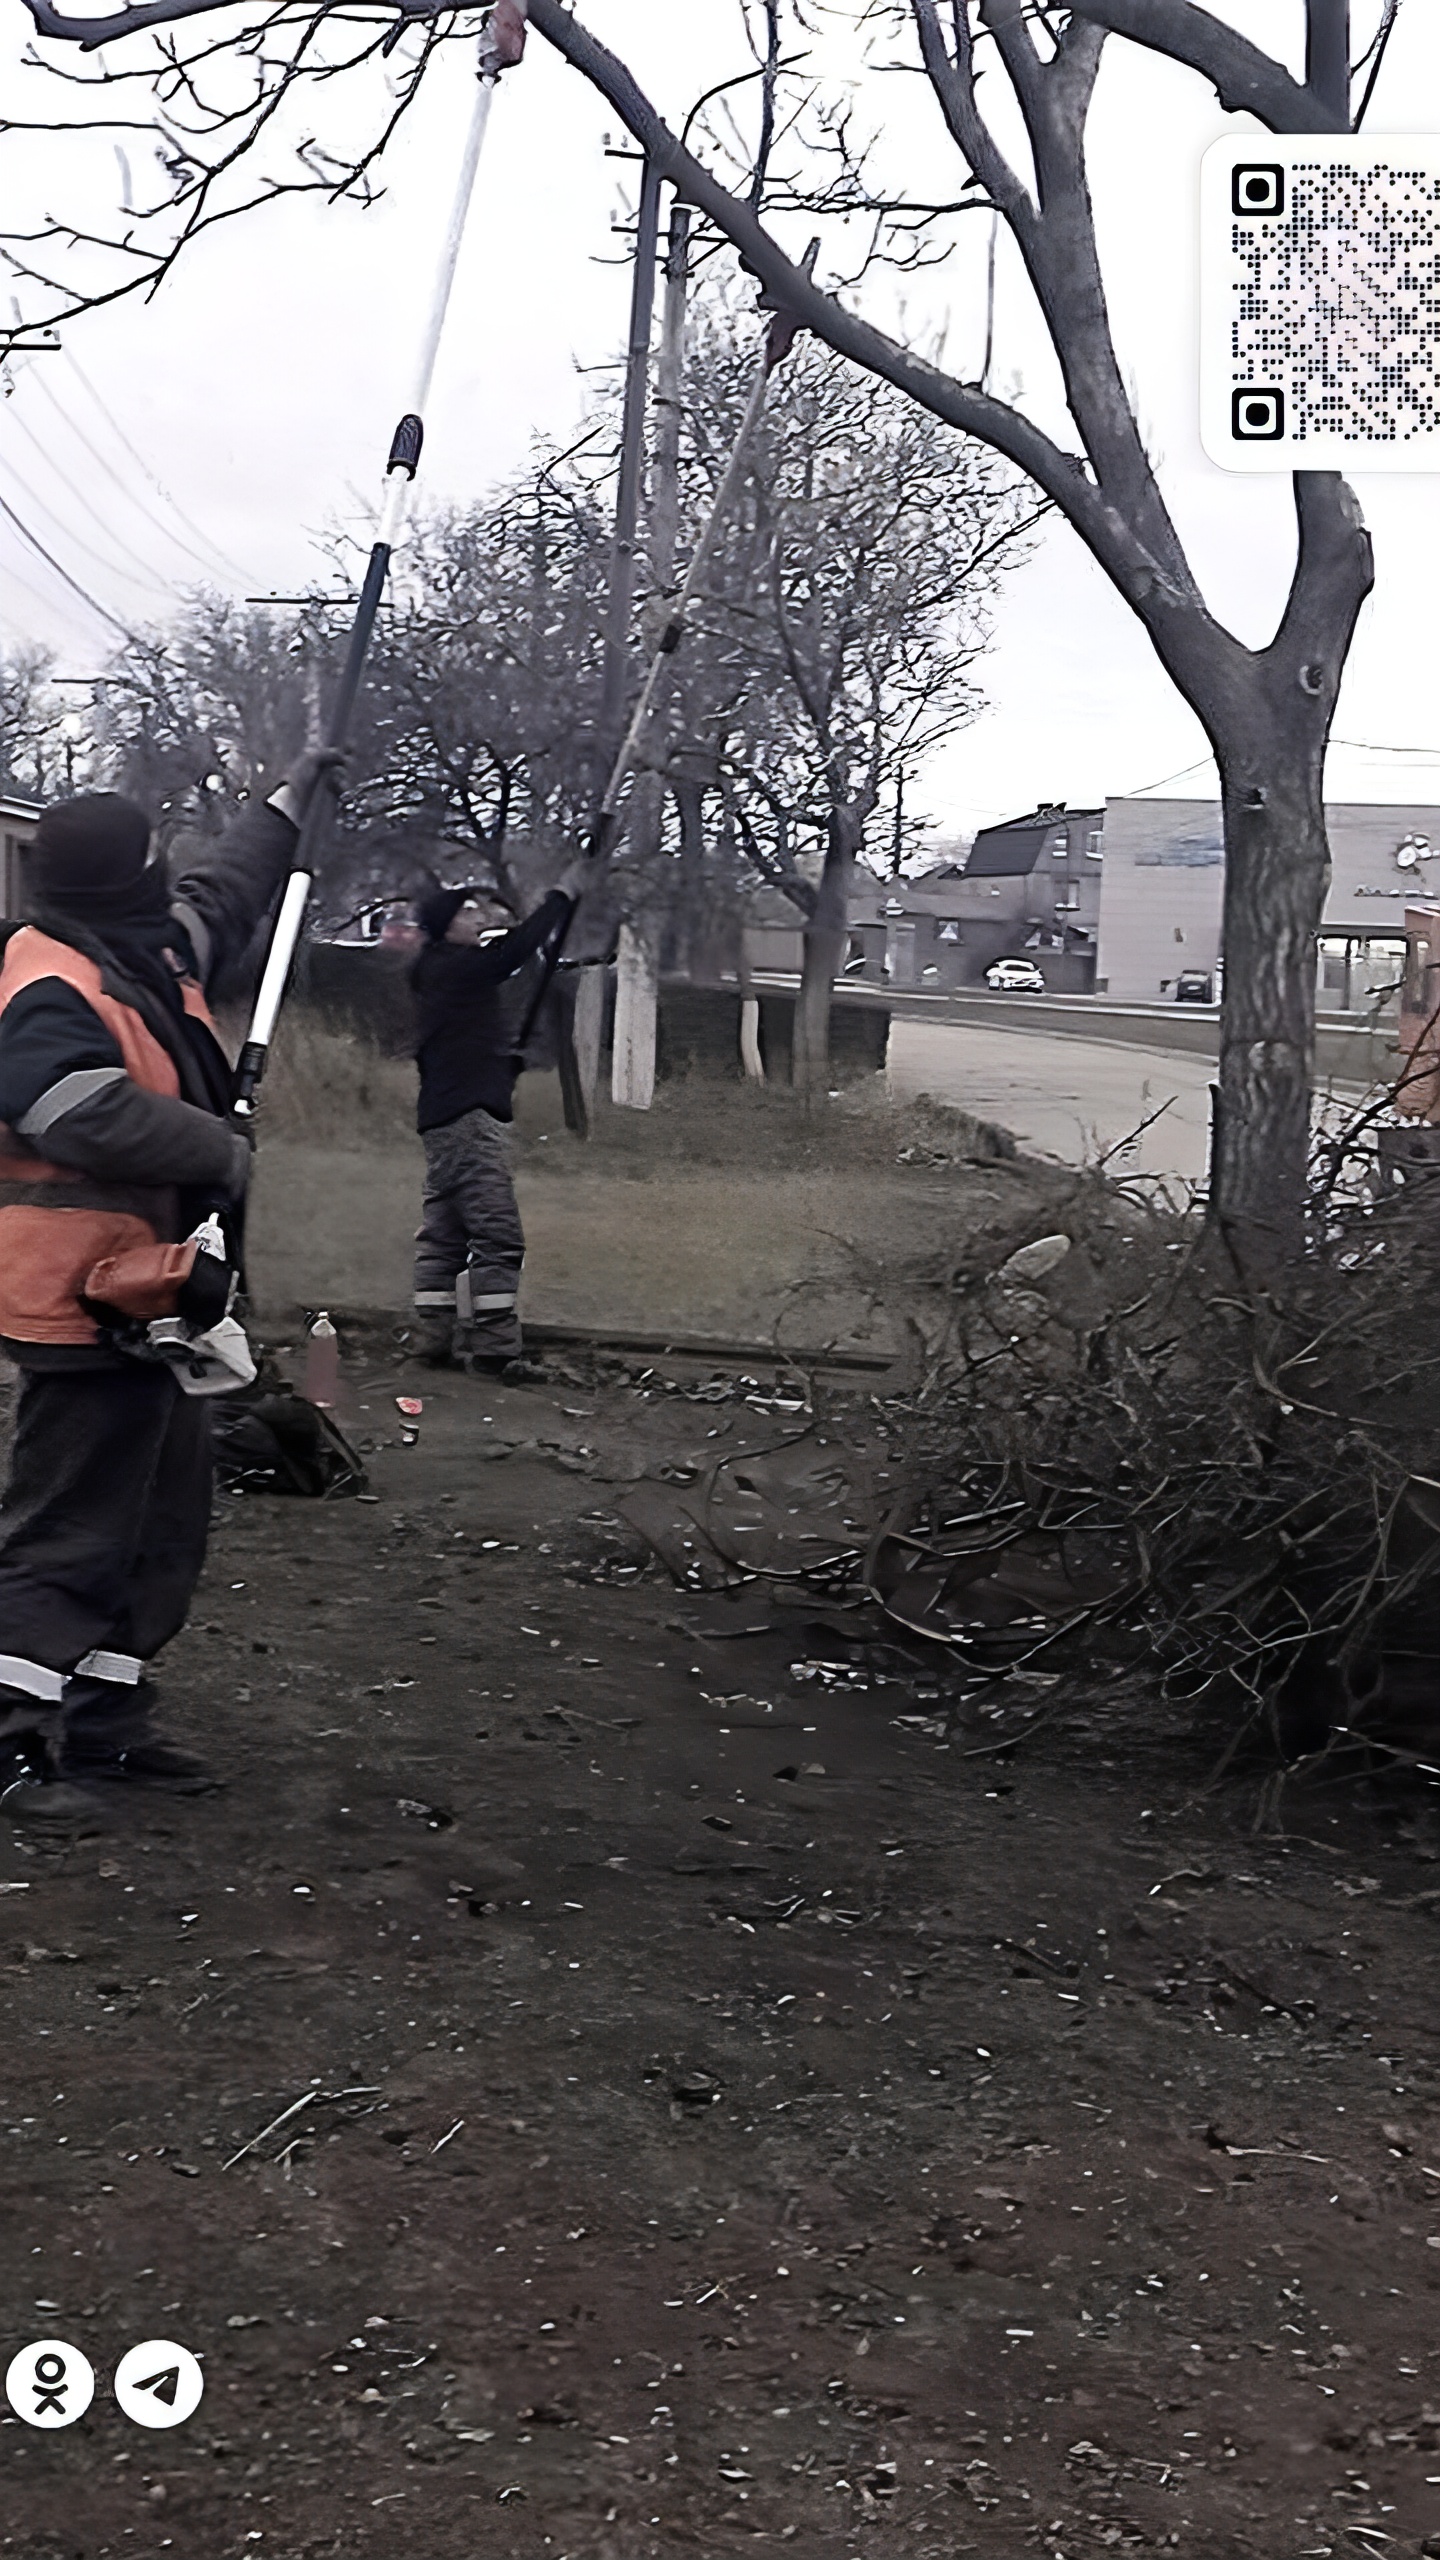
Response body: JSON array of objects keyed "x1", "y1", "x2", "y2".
[{"x1": 876, "y1": 1171, "x2": 1440, "y2": 1770}]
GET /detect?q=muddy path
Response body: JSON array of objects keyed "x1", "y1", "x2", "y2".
[{"x1": 2, "y1": 1350, "x2": 1438, "y2": 2560}]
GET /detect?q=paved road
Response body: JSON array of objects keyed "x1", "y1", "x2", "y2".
[{"x1": 887, "y1": 1018, "x2": 1218, "y2": 1189}]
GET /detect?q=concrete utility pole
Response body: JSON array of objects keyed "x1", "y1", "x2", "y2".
[
  {"x1": 598, "y1": 156, "x2": 663, "y2": 757},
  {"x1": 612, "y1": 192, "x2": 690, "y2": 1113},
  {"x1": 574, "y1": 153, "x2": 663, "y2": 1116}
]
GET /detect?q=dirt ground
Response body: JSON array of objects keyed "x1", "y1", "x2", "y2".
[{"x1": 3, "y1": 1075, "x2": 1439, "y2": 2560}]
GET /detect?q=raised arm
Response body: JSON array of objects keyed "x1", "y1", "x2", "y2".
[{"x1": 168, "y1": 749, "x2": 343, "y2": 995}]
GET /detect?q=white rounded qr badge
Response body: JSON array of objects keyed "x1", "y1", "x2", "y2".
[
  {"x1": 5, "y1": 2337, "x2": 96, "y2": 2428},
  {"x1": 113, "y1": 2337, "x2": 205, "y2": 2428}
]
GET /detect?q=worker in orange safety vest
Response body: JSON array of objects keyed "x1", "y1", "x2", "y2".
[{"x1": 0, "y1": 756, "x2": 337, "y2": 1822}]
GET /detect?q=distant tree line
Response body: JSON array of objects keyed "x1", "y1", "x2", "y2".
[{"x1": 3, "y1": 287, "x2": 1037, "y2": 1073}]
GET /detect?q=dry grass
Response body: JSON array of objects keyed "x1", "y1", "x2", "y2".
[{"x1": 240, "y1": 1013, "x2": 416, "y2": 1147}]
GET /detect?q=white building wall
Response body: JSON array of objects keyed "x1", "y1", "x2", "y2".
[
  {"x1": 1094, "y1": 800, "x2": 1223, "y2": 1000},
  {"x1": 1095, "y1": 798, "x2": 1440, "y2": 1002}
]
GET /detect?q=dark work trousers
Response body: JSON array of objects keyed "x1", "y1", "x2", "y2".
[
  {"x1": 0, "y1": 1365, "x2": 212, "y2": 1749},
  {"x1": 413, "y1": 1106, "x2": 525, "y2": 1363}
]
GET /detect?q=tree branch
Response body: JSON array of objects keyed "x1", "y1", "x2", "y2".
[
  {"x1": 910, "y1": 0, "x2": 1034, "y2": 234},
  {"x1": 23, "y1": 0, "x2": 251, "y2": 49},
  {"x1": 1062, "y1": 0, "x2": 1349, "y2": 133},
  {"x1": 527, "y1": 0, "x2": 1182, "y2": 619}
]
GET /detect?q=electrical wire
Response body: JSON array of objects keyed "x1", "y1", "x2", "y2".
[
  {"x1": 0, "y1": 489, "x2": 138, "y2": 644},
  {"x1": 0, "y1": 442, "x2": 178, "y2": 609},
  {"x1": 3, "y1": 395, "x2": 191, "y2": 599},
  {"x1": 0, "y1": 544, "x2": 98, "y2": 647},
  {"x1": 32, "y1": 362, "x2": 242, "y2": 589},
  {"x1": 61, "y1": 346, "x2": 248, "y2": 583},
  {"x1": 1124, "y1": 753, "x2": 1216, "y2": 797}
]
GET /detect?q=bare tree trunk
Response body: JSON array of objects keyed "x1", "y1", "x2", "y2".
[
  {"x1": 793, "y1": 801, "x2": 863, "y2": 1091},
  {"x1": 528, "y1": 0, "x2": 1370, "y2": 1236},
  {"x1": 1213, "y1": 741, "x2": 1327, "y2": 1267},
  {"x1": 1155, "y1": 474, "x2": 1373, "y2": 1271},
  {"x1": 612, "y1": 917, "x2": 659, "y2": 1111}
]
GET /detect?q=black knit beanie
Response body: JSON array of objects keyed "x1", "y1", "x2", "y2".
[
  {"x1": 27, "y1": 794, "x2": 153, "y2": 902},
  {"x1": 415, "y1": 886, "x2": 469, "y2": 943}
]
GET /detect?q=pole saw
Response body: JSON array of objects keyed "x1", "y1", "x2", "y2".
[
  {"x1": 514, "y1": 241, "x2": 816, "y2": 1085},
  {"x1": 232, "y1": 0, "x2": 527, "y2": 1121}
]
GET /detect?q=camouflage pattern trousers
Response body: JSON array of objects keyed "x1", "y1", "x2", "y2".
[{"x1": 412, "y1": 1105, "x2": 524, "y2": 1364}]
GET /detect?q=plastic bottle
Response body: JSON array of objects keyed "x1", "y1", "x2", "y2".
[{"x1": 305, "y1": 1310, "x2": 339, "y2": 1409}]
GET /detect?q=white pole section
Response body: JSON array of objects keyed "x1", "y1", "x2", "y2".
[
  {"x1": 375, "y1": 62, "x2": 497, "y2": 558},
  {"x1": 246, "y1": 868, "x2": 313, "y2": 1051},
  {"x1": 410, "y1": 72, "x2": 496, "y2": 420}
]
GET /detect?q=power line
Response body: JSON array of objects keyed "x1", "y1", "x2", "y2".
[
  {"x1": 0, "y1": 489, "x2": 137, "y2": 644},
  {"x1": 1124, "y1": 754, "x2": 1216, "y2": 797},
  {"x1": 0, "y1": 443, "x2": 176, "y2": 614},
  {"x1": 62, "y1": 347, "x2": 248, "y2": 584},
  {"x1": 32, "y1": 362, "x2": 241, "y2": 589},
  {"x1": 0, "y1": 546, "x2": 99, "y2": 646},
  {"x1": 3, "y1": 398, "x2": 187, "y2": 600}
]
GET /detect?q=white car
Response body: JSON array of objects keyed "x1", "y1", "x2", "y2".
[{"x1": 985, "y1": 958, "x2": 1046, "y2": 993}]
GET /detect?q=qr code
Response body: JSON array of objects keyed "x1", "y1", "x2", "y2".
[{"x1": 1200, "y1": 138, "x2": 1440, "y2": 470}]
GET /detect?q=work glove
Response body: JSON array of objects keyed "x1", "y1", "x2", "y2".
[
  {"x1": 555, "y1": 856, "x2": 588, "y2": 904},
  {"x1": 267, "y1": 747, "x2": 347, "y2": 828}
]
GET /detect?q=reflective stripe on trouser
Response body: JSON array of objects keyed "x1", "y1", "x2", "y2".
[
  {"x1": 0, "y1": 1654, "x2": 64, "y2": 1744},
  {"x1": 73, "y1": 1648, "x2": 144, "y2": 1685},
  {"x1": 413, "y1": 1105, "x2": 524, "y2": 1360},
  {"x1": 0, "y1": 1367, "x2": 212, "y2": 1696}
]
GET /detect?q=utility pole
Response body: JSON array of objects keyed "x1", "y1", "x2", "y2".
[
  {"x1": 612, "y1": 192, "x2": 690, "y2": 1113},
  {"x1": 573, "y1": 152, "x2": 663, "y2": 1117},
  {"x1": 598, "y1": 155, "x2": 663, "y2": 758}
]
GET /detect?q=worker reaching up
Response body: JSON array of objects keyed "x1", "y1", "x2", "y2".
[
  {"x1": 409, "y1": 863, "x2": 583, "y2": 1374},
  {"x1": 0, "y1": 752, "x2": 340, "y2": 1824}
]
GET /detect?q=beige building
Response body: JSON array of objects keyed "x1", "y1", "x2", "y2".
[{"x1": 1094, "y1": 797, "x2": 1436, "y2": 1010}]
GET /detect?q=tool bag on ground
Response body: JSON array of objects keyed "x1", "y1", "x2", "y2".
[{"x1": 211, "y1": 1367, "x2": 368, "y2": 1498}]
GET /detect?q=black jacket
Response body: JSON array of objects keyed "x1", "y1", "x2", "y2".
[
  {"x1": 410, "y1": 892, "x2": 572, "y2": 1131},
  {"x1": 0, "y1": 799, "x2": 299, "y2": 1367}
]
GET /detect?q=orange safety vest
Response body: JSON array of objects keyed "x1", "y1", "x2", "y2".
[{"x1": 0, "y1": 927, "x2": 219, "y2": 1346}]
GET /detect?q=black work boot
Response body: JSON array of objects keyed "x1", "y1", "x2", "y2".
[
  {"x1": 0, "y1": 1715, "x2": 106, "y2": 1828},
  {"x1": 59, "y1": 1677, "x2": 219, "y2": 1795}
]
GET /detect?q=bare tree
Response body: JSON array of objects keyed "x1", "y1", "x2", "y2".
[
  {"x1": 7, "y1": 0, "x2": 1377, "y2": 1258},
  {"x1": 10, "y1": 0, "x2": 1384, "y2": 1235},
  {"x1": 0, "y1": 641, "x2": 66, "y2": 796},
  {"x1": 91, "y1": 592, "x2": 309, "y2": 843},
  {"x1": 681, "y1": 311, "x2": 1042, "y2": 1081},
  {"x1": 515, "y1": 0, "x2": 1375, "y2": 1269}
]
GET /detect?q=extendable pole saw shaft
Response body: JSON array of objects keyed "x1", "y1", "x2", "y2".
[
  {"x1": 232, "y1": 4, "x2": 524, "y2": 1117},
  {"x1": 593, "y1": 244, "x2": 816, "y2": 861},
  {"x1": 515, "y1": 242, "x2": 816, "y2": 1066}
]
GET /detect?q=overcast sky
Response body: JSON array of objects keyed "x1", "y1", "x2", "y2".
[{"x1": 2, "y1": 0, "x2": 1438, "y2": 840}]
